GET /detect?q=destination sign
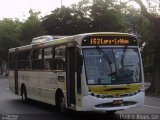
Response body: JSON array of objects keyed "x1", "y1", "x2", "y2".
[{"x1": 82, "y1": 36, "x2": 138, "y2": 46}]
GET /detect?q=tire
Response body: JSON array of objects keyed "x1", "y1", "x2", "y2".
[
  {"x1": 56, "y1": 95, "x2": 66, "y2": 113},
  {"x1": 21, "y1": 86, "x2": 28, "y2": 103}
]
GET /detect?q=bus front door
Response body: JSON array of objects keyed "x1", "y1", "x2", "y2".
[
  {"x1": 14, "y1": 51, "x2": 18, "y2": 95},
  {"x1": 66, "y1": 47, "x2": 76, "y2": 108}
]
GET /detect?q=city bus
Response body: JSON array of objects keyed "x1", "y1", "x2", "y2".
[{"x1": 8, "y1": 32, "x2": 144, "y2": 113}]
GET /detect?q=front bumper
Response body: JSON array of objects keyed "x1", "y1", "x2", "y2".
[{"x1": 81, "y1": 92, "x2": 144, "y2": 111}]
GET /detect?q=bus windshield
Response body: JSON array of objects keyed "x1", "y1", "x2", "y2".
[{"x1": 83, "y1": 48, "x2": 141, "y2": 85}]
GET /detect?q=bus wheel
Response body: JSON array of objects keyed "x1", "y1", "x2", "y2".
[
  {"x1": 57, "y1": 95, "x2": 66, "y2": 113},
  {"x1": 21, "y1": 86, "x2": 28, "y2": 103}
]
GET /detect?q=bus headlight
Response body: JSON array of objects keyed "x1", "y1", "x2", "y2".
[{"x1": 90, "y1": 92, "x2": 95, "y2": 96}]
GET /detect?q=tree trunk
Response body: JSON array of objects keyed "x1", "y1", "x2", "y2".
[{"x1": 147, "y1": 19, "x2": 160, "y2": 95}]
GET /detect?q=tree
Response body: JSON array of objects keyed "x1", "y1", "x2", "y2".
[
  {"x1": 42, "y1": 7, "x2": 77, "y2": 35},
  {"x1": 132, "y1": 0, "x2": 160, "y2": 94},
  {"x1": 42, "y1": 5, "x2": 91, "y2": 35},
  {"x1": 90, "y1": 0, "x2": 125, "y2": 32},
  {"x1": 0, "y1": 18, "x2": 22, "y2": 75},
  {"x1": 21, "y1": 9, "x2": 46, "y2": 45},
  {"x1": 42, "y1": 0, "x2": 125, "y2": 35},
  {"x1": 0, "y1": 18, "x2": 22, "y2": 60}
]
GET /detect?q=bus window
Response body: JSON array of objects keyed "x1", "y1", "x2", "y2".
[
  {"x1": 114, "y1": 49, "x2": 141, "y2": 83},
  {"x1": 17, "y1": 50, "x2": 32, "y2": 70},
  {"x1": 53, "y1": 58, "x2": 65, "y2": 71},
  {"x1": 83, "y1": 48, "x2": 141, "y2": 85},
  {"x1": 55, "y1": 45, "x2": 66, "y2": 58},
  {"x1": 53, "y1": 45, "x2": 66, "y2": 71},
  {"x1": 43, "y1": 47, "x2": 54, "y2": 71},
  {"x1": 44, "y1": 47, "x2": 52, "y2": 59},
  {"x1": 31, "y1": 49, "x2": 43, "y2": 70}
]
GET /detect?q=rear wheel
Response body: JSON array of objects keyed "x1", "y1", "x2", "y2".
[
  {"x1": 21, "y1": 86, "x2": 28, "y2": 103},
  {"x1": 56, "y1": 95, "x2": 66, "y2": 113}
]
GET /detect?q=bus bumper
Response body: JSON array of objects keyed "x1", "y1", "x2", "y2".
[{"x1": 81, "y1": 92, "x2": 144, "y2": 111}]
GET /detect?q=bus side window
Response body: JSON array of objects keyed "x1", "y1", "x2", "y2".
[
  {"x1": 43, "y1": 47, "x2": 53, "y2": 71},
  {"x1": 54, "y1": 45, "x2": 66, "y2": 71},
  {"x1": 26, "y1": 50, "x2": 32, "y2": 70},
  {"x1": 31, "y1": 49, "x2": 43, "y2": 70},
  {"x1": 55, "y1": 45, "x2": 66, "y2": 58},
  {"x1": 53, "y1": 58, "x2": 65, "y2": 71},
  {"x1": 18, "y1": 50, "x2": 32, "y2": 70}
]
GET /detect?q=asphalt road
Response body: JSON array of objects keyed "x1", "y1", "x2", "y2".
[{"x1": 0, "y1": 76, "x2": 160, "y2": 120}]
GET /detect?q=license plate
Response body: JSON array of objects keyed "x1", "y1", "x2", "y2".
[{"x1": 113, "y1": 100, "x2": 123, "y2": 105}]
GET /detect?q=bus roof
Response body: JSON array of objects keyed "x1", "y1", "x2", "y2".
[
  {"x1": 74, "y1": 32, "x2": 136, "y2": 37},
  {"x1": 31, "y1": 35, "x2": 67, "y2": 44},
  {"x1": 9, "y1": 32, "x2": 137, "y2": 52}
]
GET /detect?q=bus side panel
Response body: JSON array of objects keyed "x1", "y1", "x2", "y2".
[
  {"x1": 39, "y1": 71, "x2": 65, "y2": 105},
  {"x1": 18, "y1": 70, "x2": 67, "y2": 105},
  {"x1": 9, "y1": 70, "x2": 15, "y2": 93},
  {"x1": 18, "y1": 71, "x2": 41, "y2": 100}
]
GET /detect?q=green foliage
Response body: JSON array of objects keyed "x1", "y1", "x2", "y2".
[
  {"x1": 0, "y1": 18, "x2": 22, "y2": 60},
  {"x1": 0, "y1": 9, "x2": 46, "y2": 61},
  {"x1": 42, "y1": 0, "x2": 125, "y2": 35},
  {"x1": 20, "y1": 9, "x2": 46, "y2": 45},
  {"x1": 42, "y1": 6, "x2": 91, "y2": 35},
  {"x1": 90, "y1": 0, "x2": 125, "y2": 32}
]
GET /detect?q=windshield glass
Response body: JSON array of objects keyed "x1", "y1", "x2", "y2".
[{"x1": 83, "y1": 48, "x2": 141, "y2": 85}]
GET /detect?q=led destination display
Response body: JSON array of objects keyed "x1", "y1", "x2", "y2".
[{"x1": 82, "y1": 35, "x2": 138, "y2": 46}]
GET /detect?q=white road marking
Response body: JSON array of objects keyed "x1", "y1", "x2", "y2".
[{"x1": 144, "y1": 105, "x2": 160, "y2": 110}]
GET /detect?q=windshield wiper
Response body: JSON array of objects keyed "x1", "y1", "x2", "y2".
[
  {"x1": 96, "y1": 46, "x2": 112, "y2": 73},
  {"x1": 96, "y1": 46, "x2": 112, "y2": 64},
  {"x1": 121, "y1": 46, "x2": 128, "y2": 67}
]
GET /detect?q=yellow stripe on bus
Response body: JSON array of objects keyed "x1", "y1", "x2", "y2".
[{"x1": 88, "y1": 83, "x2": 142, "y2": 97}]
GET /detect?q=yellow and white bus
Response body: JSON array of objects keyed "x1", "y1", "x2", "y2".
[{"x1": 8, "y1": 32, "x2": 144, "y2": 113}]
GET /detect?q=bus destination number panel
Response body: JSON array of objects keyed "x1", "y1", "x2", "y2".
[{"x1": 82, "y1": 35, "x2": 138, "y2": 46}]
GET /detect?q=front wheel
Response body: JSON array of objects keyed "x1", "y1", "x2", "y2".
[
  {"x1": 21, "y1": 86, "x2": 28, "y2": 103},
  {"x1": 56, "y1": 95, "x2": 66, "y2": 113}
]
